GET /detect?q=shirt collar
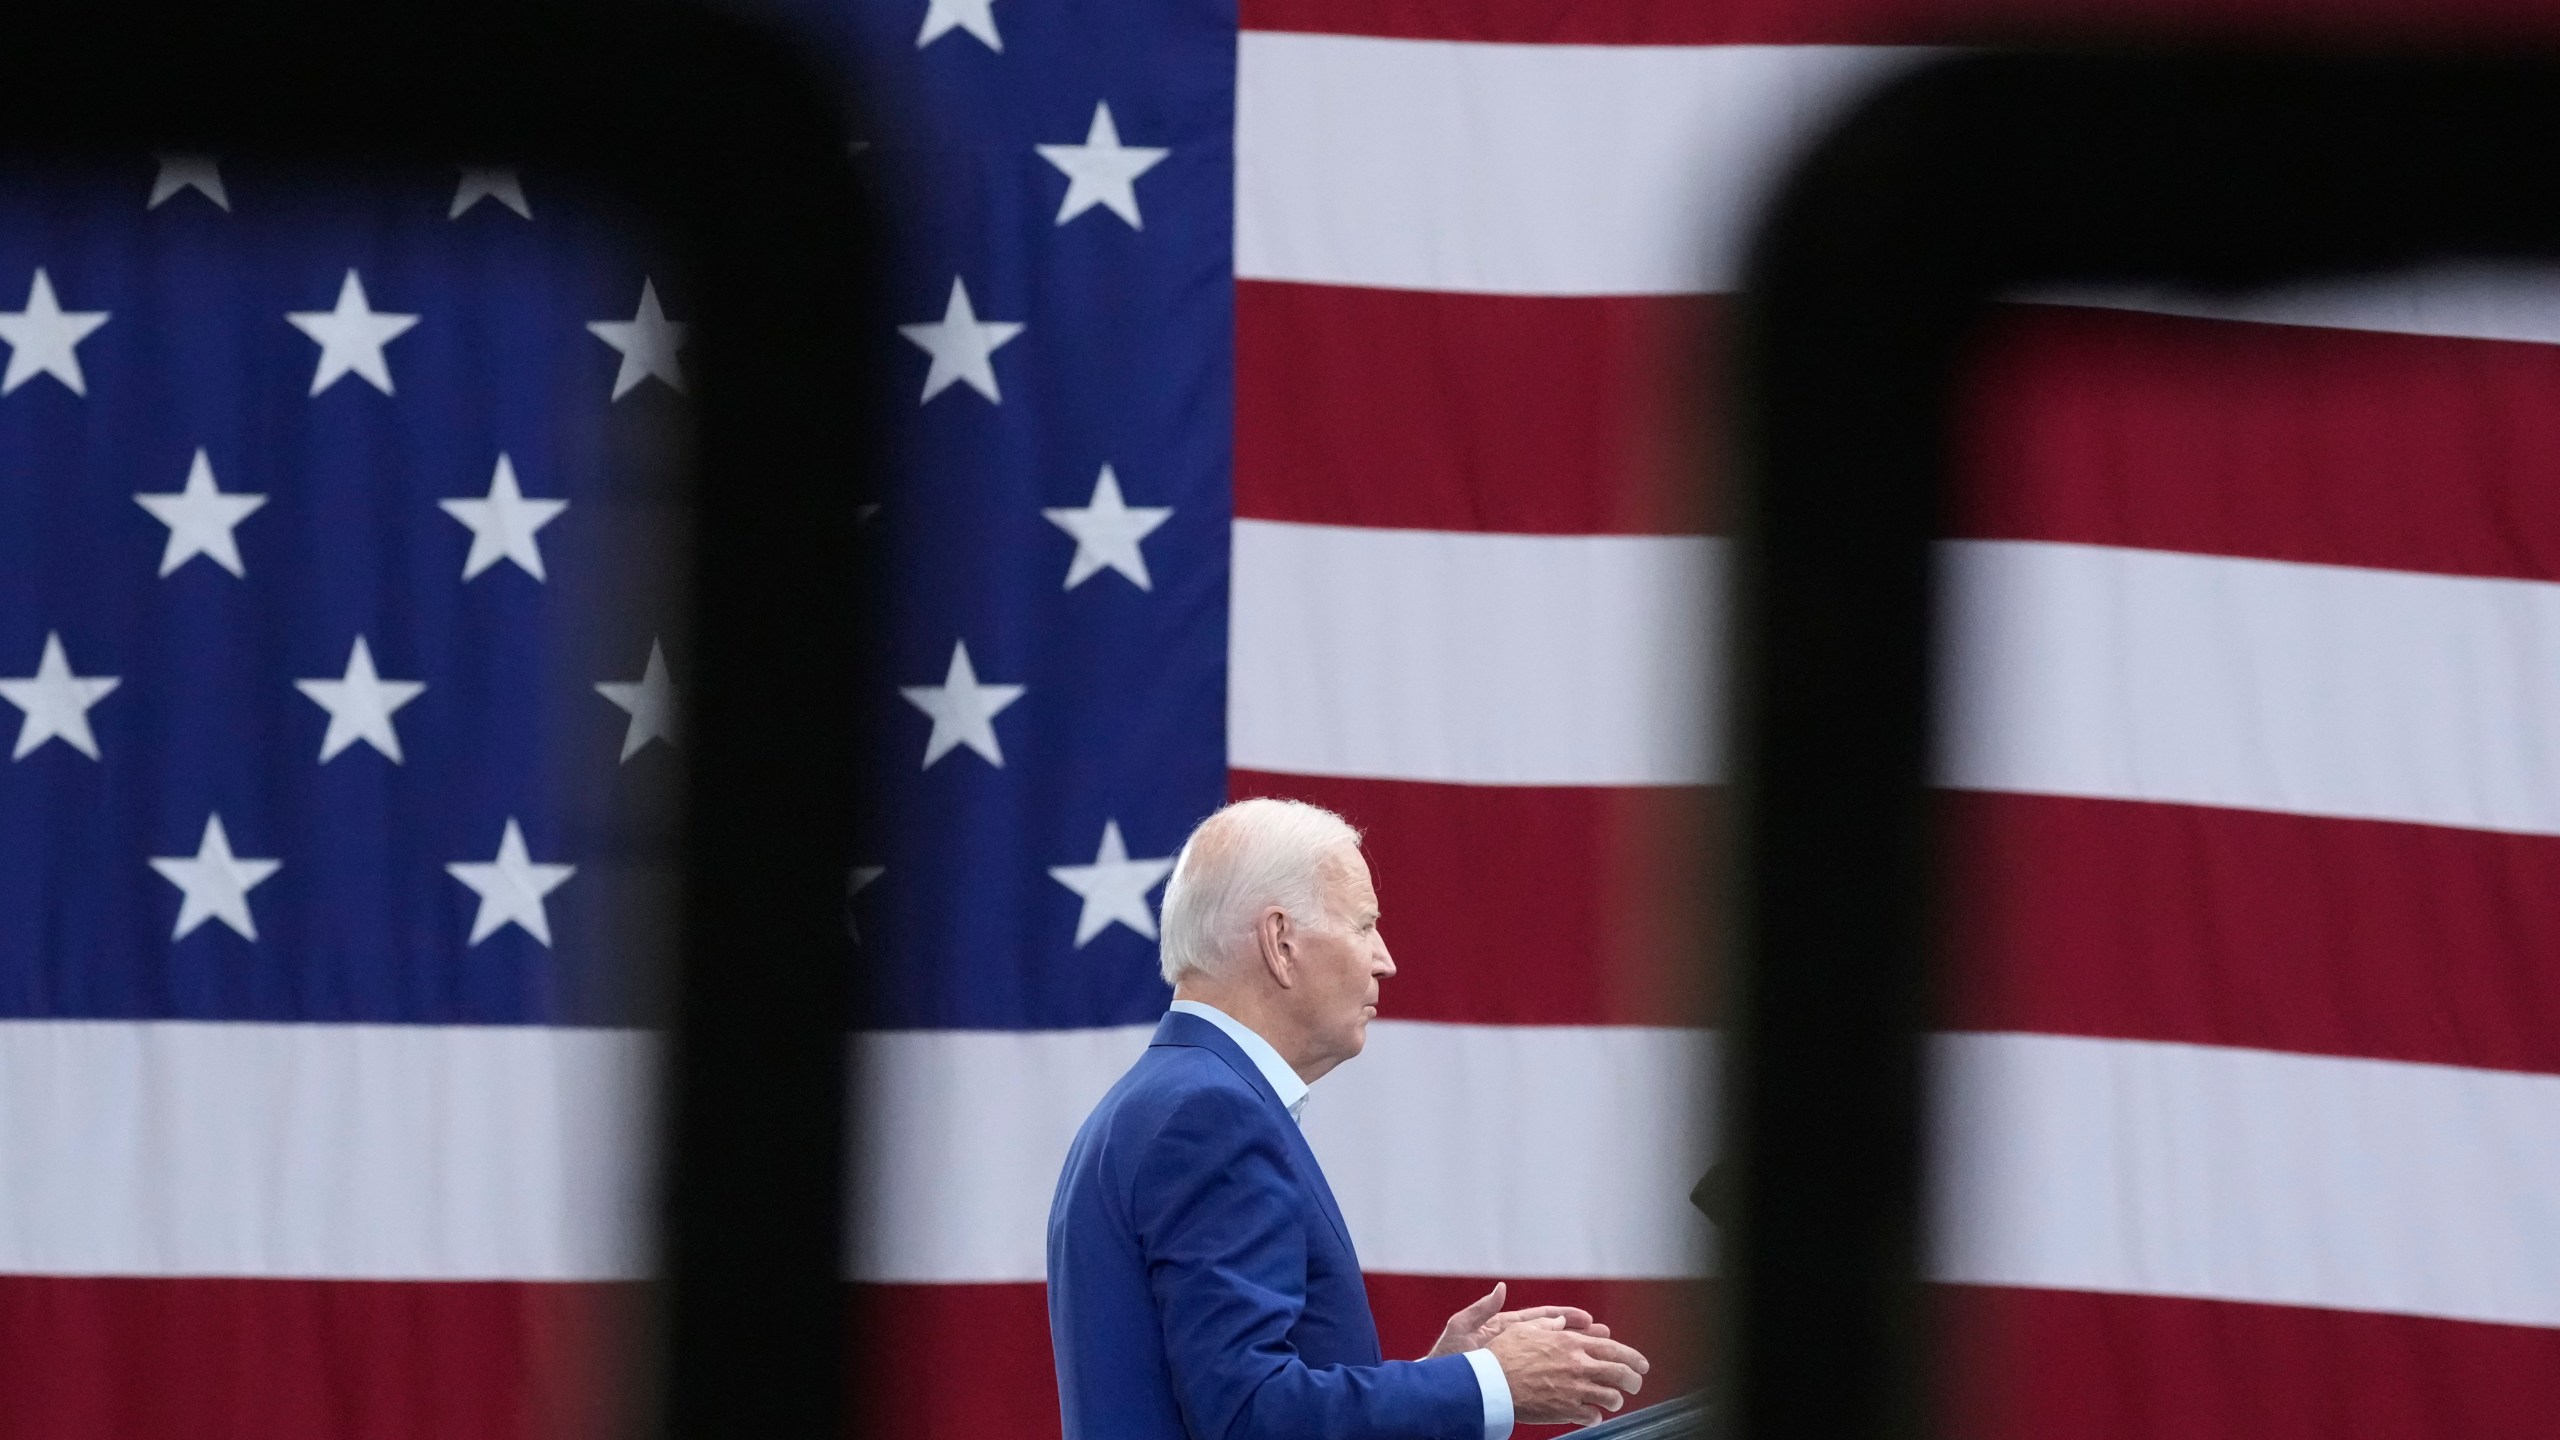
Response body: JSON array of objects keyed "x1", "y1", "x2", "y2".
[{"x1": 1168, "y1": 1000, "x2": 1310, "y2": 1123}]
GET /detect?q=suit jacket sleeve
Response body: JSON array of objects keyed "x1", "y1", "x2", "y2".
[{"x1": 1131, "y1": 1083, "x2": 1483, "y2": 1440}]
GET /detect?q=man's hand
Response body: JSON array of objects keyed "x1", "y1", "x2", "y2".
[
  {"x1": 1422, "y1": 1281, "x2": 1613, "y2": 1360},
  {"x1": 1483, "y1": 1315, "x2": 1650, "y2": 1427}
]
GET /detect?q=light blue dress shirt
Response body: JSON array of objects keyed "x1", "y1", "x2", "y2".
[{"x1": 1166, "y1": 1000, "x2": 1514, "y2": 1440}]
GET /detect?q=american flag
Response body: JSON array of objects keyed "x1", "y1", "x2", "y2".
[
  {"x1": 831, "y1": 0, "x2": 2560, "y2": 1429},
  {"x1": 10, "y1": 3, "x2": 2560, "y2": 1440},
  {"x1": 0, "y1": 151, "x2": 685, "y2": 1434}
]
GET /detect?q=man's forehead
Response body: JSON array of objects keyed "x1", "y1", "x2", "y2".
[{"x1": 1324, "y1": 844, "x2": 1378, "y2": 910}]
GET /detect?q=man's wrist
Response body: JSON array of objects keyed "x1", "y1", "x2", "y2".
[{"x1": 1462, "y1": 1347, "x2": 1514, "y2": 1440}]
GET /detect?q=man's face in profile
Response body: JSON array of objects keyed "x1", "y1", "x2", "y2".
[{"x1": 1294, "y1": 846, "x2": 1395, "y2": 1068}]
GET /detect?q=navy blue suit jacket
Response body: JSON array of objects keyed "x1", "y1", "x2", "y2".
[{"x1": 1047, "y1": 1010, "x2": 1483, "y2": 1440}]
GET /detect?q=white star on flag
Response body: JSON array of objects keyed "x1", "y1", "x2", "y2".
[
  {"x1": 286, "y1": 269, "x2": 418, "y2": 395},
  {"x1": 1045, "y1": 464, "x2": 1173, "y2": 590},
  {"x1": 596, "y1": 639, "x2": 679, "y2": 760},
  {"x1": 587, "y1": 278, "x2": 688, "y2": 399},
  {"x1": 899, "y1": 277, "x2": 1022, "y2": 405},
  {"x1": 135, "y1": 448, "x2": 266, "y2": 578},
  {"x1": 916, "y1": 0, "x2": 1000, "y2": 50},
  {"x1": 440, "y1": 454, "x2": 567, "y2": 581},
  {"x1": 1036, "y1": 103, "x2": 1169, "y2": 228},
  {"x1": 295, "y1": 636, "x2": 425, "y2": 763},
  {"x1": 148, "y1": 154, "x2": 231, "y2": 212},
  {"x1": 901, "y1": 639, "x2": 1024, "y2": 768},
  {"x1": 149, "y1": 814, "x2": 280, "y2": 942},
  {"x1": 1049, "y1": 820, "x2": 1177, "y2": 946},
  {"x1": 450, "y1": 166, "x2": 531, "y2": 219},
  {"x1": 0, "y1": 631, "x2": 119, "y2": 761},
  {"x1": 0, "y1": 269, "x2": 109, "y2": 396},
  {"x1": 446, "y1": 818, "x2": 577, "y2": 947},
  {"x1": 845, "y1": 864, "x2": 885, "y2": 942}
]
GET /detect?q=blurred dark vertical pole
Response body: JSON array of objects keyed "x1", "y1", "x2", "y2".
[
  {"x1": 1720, "y1": 69, "x2": 1984, "y2": 1440},
  {"x1": 0, "y1": 3, "x2": 873, "y2": 1436},
  {"x1": 1718, "y1": 290, "x2": 1947, "y2": 1438},
  {"x1": 1719, "y1": 47, "x2": 2560, "y2": 1440},
  {"x1": 660, "y1": 359, "x2": 858, "y2": 1433},
  {"x1": 652, "y1": 18, "x2": 876, "y2": 1440}
]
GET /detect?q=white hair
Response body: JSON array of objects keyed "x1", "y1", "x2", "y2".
[{"x1": 1157, "y1": 797, "x2": 1363, "y2": 986}]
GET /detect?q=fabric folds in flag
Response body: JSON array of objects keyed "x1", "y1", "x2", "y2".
[{"x1": 10, "y1": 1, "x2": 2560, "y2": 1438}]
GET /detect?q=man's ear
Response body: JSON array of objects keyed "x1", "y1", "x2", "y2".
[{"x1": 1256, "y1": 906, "x2": 1295, "y2": 989}]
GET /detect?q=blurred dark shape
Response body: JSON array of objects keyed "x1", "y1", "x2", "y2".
[
  {"x1": 0, "y1": 3, "x2": 880, "y2": 1438},
  {"x1": 1690, "y1": 1164, "x2": 1729, "y2": 1228},
  {"x1": 1730, "y1": 44, "x2": 2560, "y2": 1440},
  {"x1": 1583, "y1": 1392, "x2": 1714, "y2": 1439}
]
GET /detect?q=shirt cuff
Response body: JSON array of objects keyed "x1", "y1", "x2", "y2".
[{"x1": 1462, "y1": 1346, "x2": 1514, "y2": 1440}]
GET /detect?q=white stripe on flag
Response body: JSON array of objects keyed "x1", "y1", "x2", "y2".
[
  {"x1": 849, "y1": 1024, "x2": 1151, "y2": 1283},
  {"x1": 1303, "y1": 1021, "x2": 1715, "y2": 1279},
  {"x1": 1933, "y1": 1032, "x2": 2560, "y2": 1328},
  {"x1": 8, "y1": 1019, "x2": 2559, "y2": 1326},
  {"x1": 1238, "y1": 33, "x2": 2560, "y2": 343},
  {"x1": 1941, "y1": 539, "x2": 2560, "y2": 835},
  {"x1": 1239, "y1": 521, "x2": 2560, "y2": 826},
  {"x1": 0, "y1": 1018, "x2": 1711, "y2": 1284},
  {"x1": 1228, "y1": 519, "x2": 1720, "y2": 787},
  {"x1": 850, "y1": 1021, "x2": 1717, "y2": 1282},
  {"x1": 1236, "y1": 34, "x2": 1918, "y2": 296},
  {"x1": 0, "y1": 1020, "x2": 653, "y2": 1281}
]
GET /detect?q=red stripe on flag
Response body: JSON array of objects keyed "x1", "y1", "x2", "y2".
[
  {"x1": 0, "y1": 1276, "x2": 628, "y2": 1440},
  {"x1": 1939, "y1": 1283, "x2": 2560, "y2": 1440},
  {"x1": 853, "y1": 1282, "x2": 1057, "y2": 1439},
  {"x1": 1945, "y1": 790, "x2": 2560, "y2": 1076},
  {"x1": 1244, "y1": 283, "x2": 2560, "y2": 577},
  {"x1": 1236, "y1": 281, "x2": 1717, "y2": 536},
  {"x1": 1959, "y1": 303, "x2": 2560, "y2": 582},
  {"x1": 1230, "y1": 770, "x2": 1714, "y2": 1027}
]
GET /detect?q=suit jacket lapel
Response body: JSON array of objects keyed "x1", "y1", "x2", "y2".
[
  {"x1": 1277, "y1": 1115, "x2": 1360, "y2": 1265},
  {"x1": 1149, "y1": 1012, "x2": 1359, "y2": 1258}
]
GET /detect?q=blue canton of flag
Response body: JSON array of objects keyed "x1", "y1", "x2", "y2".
[
  {"x1": 829, "y1": 0, "x2": 1237, "y2": 1030},
  {"x1": 0, "y1": 155, "x2": 691, "y2": 1029}
]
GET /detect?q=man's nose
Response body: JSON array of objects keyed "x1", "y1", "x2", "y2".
[{"x1": 1373, "y1": 935, "x2": 1395, "y2": 976}]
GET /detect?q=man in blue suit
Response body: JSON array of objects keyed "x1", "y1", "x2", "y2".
[{"x1": 1048, "y1": 798, "x2": 1650, "y2": 1439}]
